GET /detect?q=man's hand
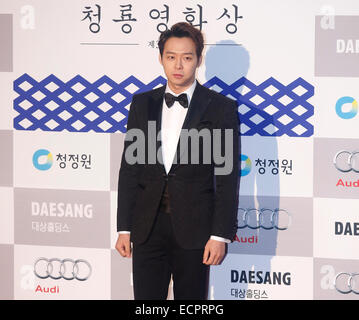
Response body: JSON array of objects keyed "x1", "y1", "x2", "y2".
[
  {"x1": 115, "y1": 233, "x2": 132, "y2": 258},
  {"x1": 202, "y1": 239, "x2": 226, "y2": 265}
]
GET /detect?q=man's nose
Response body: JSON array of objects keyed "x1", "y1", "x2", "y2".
[{"x1": 175, "y1": 58, "x2": 183, "y2": 69}]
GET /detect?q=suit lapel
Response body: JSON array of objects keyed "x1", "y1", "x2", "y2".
[
  {"x1": 147, "y1": 85, "x2": 166, "y2": 174},
  {"x1": 146, "y1": 82, "x2": 213, "y2": 174},
  {"x1": 170, "y1": 82, "x2": 212, "y2": 173}
]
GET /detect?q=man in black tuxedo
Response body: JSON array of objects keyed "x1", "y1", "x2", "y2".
[{"x1": 116, "y1": 22, "x2": 240, "y2": 300}]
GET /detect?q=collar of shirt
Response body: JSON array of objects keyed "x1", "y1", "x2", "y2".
[{"x1": 164, "y1": 79, "x2": 197, "y2": 108}]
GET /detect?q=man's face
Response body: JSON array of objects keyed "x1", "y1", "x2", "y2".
[{"x1": 159, "y1": 36, "x2": 202, "y2": 93}]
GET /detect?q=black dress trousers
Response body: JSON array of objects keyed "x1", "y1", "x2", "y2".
[{"x1": 132, "y1": 183, "x2": 209, "y2": 300}]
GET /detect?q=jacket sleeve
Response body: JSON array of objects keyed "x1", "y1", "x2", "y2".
[
  {"x1": 117, "y1": 94, "x2": 141, "y2": 232},
  {"x1": 211, "y1": 99, "x2": 240, "y2": 241}
]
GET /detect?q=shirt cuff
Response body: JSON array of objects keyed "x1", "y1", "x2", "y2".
[
  {"x1": 210, "y1": 235, "x2": 231, "y2": 243},
  {"x1": 118, "y1": 231, "x2": 131, "y2": 234}
]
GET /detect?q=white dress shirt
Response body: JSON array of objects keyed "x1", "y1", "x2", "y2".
[
  {"x1": 119, "y1": 79, "x2": 231, "y2": 244},
  {"x1": 161, "y1": 79, "x2": 197, "y2": 174}
]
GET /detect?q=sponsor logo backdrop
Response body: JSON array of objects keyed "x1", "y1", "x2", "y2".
[{"x1": 0, "y1": 0, "x2": 358, "y2": 300}]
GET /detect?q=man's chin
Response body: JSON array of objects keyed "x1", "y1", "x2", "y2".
[{"x1": 168, "y1": 77, "x2": 192, "y2": 88}]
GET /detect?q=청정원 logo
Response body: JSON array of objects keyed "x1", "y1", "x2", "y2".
[
  {"x1": 241, "y1": 154, "x2": 251, "y2": 177},
  {"x1": 32, "y1": 149, "x2": 53, "y2": 171},
  {"x1": 335, "y1": 97, "x2": 358, "y2": 119}
]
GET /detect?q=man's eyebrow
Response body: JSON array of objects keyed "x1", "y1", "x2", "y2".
[{"x1": 164, "y1": 51, "x2": 194, "y2": 55}]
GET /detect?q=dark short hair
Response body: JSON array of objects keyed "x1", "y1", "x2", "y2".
[{"x1": 158, "y1": 22, "x2": 204, "y2": 58}]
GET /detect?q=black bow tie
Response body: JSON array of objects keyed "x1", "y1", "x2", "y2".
[{"x1": 164, "y1": 92, "x2": 189, "y2": 108}]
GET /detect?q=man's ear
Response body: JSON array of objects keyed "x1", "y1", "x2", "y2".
[
  {"x1": 158, "y1": 53, "x2": 163, "y2": 66},
  {"x1": 197, "y1": 55, "x2": 203, "y2": 67}
]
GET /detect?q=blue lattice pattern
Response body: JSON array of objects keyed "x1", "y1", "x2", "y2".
[
  {"x1": 13, "y1": 74, "x2": 314, "y2": 136},
  {"x1": 206, "y1": 76, "x2": 314, "y2": 137}
]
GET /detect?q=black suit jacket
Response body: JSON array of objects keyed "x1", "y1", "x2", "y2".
[{"x1": 117, "y1": 81, "x2": 240, "y2": 249}]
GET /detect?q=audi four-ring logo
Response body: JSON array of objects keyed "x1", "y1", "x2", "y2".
[
  {"x1": 237, "y1": 208, "x2": 292, "y2": 230},
  {"x1": 34, "y1": 258, "x2": 92, "y2": 281},
  {"x1": 333, "y1": 151, "x2": 359, "y2": 173},
  {"x1": 334, "y1": 272, "x2": 359, "y2": 294}
]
